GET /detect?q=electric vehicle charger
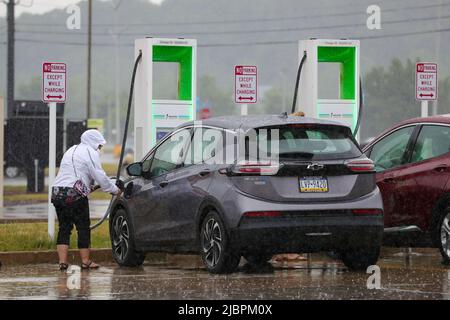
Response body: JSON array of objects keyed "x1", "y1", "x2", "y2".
[
  {"x1": 290, "y1": 51, "x2": 364, "y2": 137},
  {"x1": 90, "y1": 51, "x2": 142, "y2": 230}
]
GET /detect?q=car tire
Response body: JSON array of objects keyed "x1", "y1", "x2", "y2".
[
  {"x1": 110, "y1": 209, "x2": 145, "y2": 267},
  {"x1": 244, "y1": 253, "x2": 273, "y2": 265},
  {"x1": 200, "y1": 211, "x2": 240, "y2": 274},
  {"x1": 340, "y1": 246, "x2": 380, "y2": 271},
  {"x1": 5, "y1": 166, "x2": 19, "y2": 178},
  {"x1": 434, "y1": 208, "x2": 450, "y2": 265}
]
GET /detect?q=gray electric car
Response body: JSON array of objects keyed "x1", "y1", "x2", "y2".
[{"x1": 109, "y1": 115, "x2": 384, "y2": 273}]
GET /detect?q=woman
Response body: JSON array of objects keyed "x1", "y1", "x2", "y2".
[{"x1": 52, "y1": 129, "x2": 122, "y2": 271}]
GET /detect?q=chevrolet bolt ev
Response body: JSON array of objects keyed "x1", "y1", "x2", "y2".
[
  {"x1": 109, "y1": 115, "x2": 384, "y2": 273},
  {"x1": 363, "y1": 115, "x2": 450, "y2": 264}
]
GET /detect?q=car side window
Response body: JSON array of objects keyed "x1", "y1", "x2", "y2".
[
  {"x1": 369, "y1": 126, "x2": 415, "y2": 172},
  {"x1": 410, "y1": 125, "x2": 450, "y2": 164},
  {"x1": 185, "y1": 127, "x2": 224, "y2": 165},
  {"x1": 149, "y1": 128, "x2": 192, "y2": 177}
]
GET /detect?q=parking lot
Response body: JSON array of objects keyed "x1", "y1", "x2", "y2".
[{"x1": 0, "y1": 248, "x2": 448, "y2": 300}]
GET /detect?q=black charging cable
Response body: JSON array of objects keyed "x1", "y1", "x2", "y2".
[
  {"x1": 291, "y1": 51, "x2": 307, "y2": 114},
  {"x1": 90, "y1": 51, "x2": 142, "y2": 230},
  {"x1": 353, "y1": 78, "x2": 363, "y2": 137}
]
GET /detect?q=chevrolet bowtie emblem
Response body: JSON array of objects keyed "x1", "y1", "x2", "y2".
[{"x1": 307, "y1": 163, "x2": 324, "y2": 171}]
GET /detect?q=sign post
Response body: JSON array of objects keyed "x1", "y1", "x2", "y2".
[
  {"x1": 416, "y1": 62, "x2": 438, "y2": 117},
  {"x1": 0, "y1": 97, "x2": 3, "y2": 219},
  {"x1": 235, "y1": 66, "x2": 257, "y2": 115},
  {"x1": 42, "y1": 62, "x2": 66, "y2": 240}
]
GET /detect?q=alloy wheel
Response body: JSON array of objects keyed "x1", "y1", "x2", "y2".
[
  {"x1": 202, "y1": 218, "x2": 223, "y2": 268},
  {"x1": 113, "y1": 215, "x2": 130, "y2": 262},
  {"x1": 441, "y1": 212, "x2": 450, "y2": 259}
]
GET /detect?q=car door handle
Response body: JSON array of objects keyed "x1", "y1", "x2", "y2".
[
  {"x1": 434, "y1": 165, "x2": 448, "y2": 173},
  {"x1": 383, "y1": 177, "x2": 395, "y2": 183},
  {"x1": 199, "y1": 169, "x2": 212, "y2": 177},
  {"x1": 159, "y1": 180, "x2": 169, "y2": 188}
]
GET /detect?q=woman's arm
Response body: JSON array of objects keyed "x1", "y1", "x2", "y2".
[{"x1": 86, "y1": 150, "x2": 119, "y2": 194}]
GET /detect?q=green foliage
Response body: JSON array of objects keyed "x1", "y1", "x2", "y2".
[
  {"x1": 17, "y1": 76, "x2": 41, "y2": 99},
  {"x1": 0, "y1": 221, "x2": 111, "y2": 252},
  {"x1": 363, "y1": 58, "x2": 450, "y2": 139},
  {"x1": 256, "y1": 87, "x2": 288, "y2": 115},
  {"x1": 198, "y1": 75, "x2": 236, "y2": 117}
]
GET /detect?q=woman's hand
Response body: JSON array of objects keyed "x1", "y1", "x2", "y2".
[{"x1": 112, "y1": 189, "x2": 123, "y2": 197}]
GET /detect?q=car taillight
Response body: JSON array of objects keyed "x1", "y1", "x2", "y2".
[
  {"x1": 230, "y1": 162, "x2": 281, "y2": 175},
  {"x1": 345, "y1": 159, "x2": 375, "y2": 172},
  {"x1": 243, "y1": 211, "x2": 282, "y2": 218},
  {"x1": 352, "y1": 209, "x2": 383, "y2": 215}
]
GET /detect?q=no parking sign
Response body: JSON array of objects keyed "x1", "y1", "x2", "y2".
[{"x1": 42, "y1": 62, "x2": 66, "y2": 103}]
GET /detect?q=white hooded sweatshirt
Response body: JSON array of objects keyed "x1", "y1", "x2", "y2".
[{"x1": 53, "y1": 129, "x2": 119, "y2": 194}]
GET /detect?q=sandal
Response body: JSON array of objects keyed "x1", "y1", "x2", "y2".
[
  {"x1": 59, "y1": 263, "x2": 69, "y2": 271},
  {"x1": 81, "y1": 260, "x2": 100, "y2": 270}
]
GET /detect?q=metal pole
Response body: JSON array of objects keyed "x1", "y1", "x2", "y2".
[
  {"x1": 86, "y1": 0, "x2": 92, "y2": 119},
  {"x1": 110, "y1": 1, "x2": 123, "y2": 144},
  {"x1": 421, "y1": 100, "x2": 428, "y2": 118},
  {"x1": 48, "y1": 102, "x2": 57, "y2": 240},
  {"x1": 241, "y1": 104, "x2": 248, "y2": 116},
  {"x1": 114, "y1": 34, "x2": 121, "y2": 144},
  {"x1": 6, "y1": 0, "x2": 15, "y2": 119},
  {"x1": 0, "y1": 96, "x2": 4, "y2": 218},
  {"x1": 34, "y1": 159, "x2": 38, "y2": 193}
]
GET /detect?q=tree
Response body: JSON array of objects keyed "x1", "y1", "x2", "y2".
[
  {"x1": 363, "y1": 58, "x2": 450, "y2": 139},
  {"x1": 197, "y1": 75, "x2": 235, "y2": 117}
]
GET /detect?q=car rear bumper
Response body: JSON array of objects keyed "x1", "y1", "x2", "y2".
[
  {"x1": 231, "y1": 215, "x2": 383, "y2": 254},
  {"x1": 224, "y1": 187, "x2": 384, "y2": 253}
]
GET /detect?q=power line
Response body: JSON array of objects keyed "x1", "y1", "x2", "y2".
[
  {"x1": 8, "y1": 26, "x2": 450, "y2": 48},
  {"x1": 13, "y1": 1, "x2": 450, "y2": 28},
  {"x1": 14, "y1": 14, "x2": 450, "y2": 37}
]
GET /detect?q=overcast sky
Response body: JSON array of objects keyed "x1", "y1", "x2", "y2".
[{"x1": 0, "y1": 0, "x2": 164, "y2": 18}]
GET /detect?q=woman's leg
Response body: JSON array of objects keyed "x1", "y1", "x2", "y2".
[
  {"x1": 57, "y1": 245, "x2": 69, "y2": 264},
  {"x1": 74, "y1": 198, "x2": 99, "y2": 267},
  {"x1": 55, "y1": 205, "x2": 73, "y2": 264}
]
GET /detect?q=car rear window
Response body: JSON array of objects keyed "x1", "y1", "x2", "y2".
[{"x1": 253, "y1": 124, "x2": 362, "y2": 161}]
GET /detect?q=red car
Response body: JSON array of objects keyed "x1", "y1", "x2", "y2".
[{"x1": 363, "y1": 115, "x2": 450, "y2": 264}]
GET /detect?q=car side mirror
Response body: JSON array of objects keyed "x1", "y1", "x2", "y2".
[{"x1": 126, "y1": 162, "x2": 143, "y2": 177}]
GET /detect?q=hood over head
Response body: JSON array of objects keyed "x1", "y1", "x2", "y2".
[{"x1": 80, "y1": 129, "x2": 107, "y2": 151}]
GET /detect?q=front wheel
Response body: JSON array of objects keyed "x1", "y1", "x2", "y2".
[
  {"x1": 200, "y1": 211, "x2": 240, "y2": 274},
  {"x1": 110, "y1": 209, "x2": 145, "y2": 267},
  {"x1": 340, "y1": 246, "x2": 380, "y2": 271}
]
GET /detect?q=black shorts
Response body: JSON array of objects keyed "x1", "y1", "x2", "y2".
[{"x1": 54, "y1": 197, "x2": 91, "y2": 249}]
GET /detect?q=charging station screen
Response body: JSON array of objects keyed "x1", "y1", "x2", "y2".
[{"x1": 156, "y1": 128, "x2": 171, "y2": 142}]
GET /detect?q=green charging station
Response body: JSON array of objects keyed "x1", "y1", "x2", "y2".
[
  {"x1": 134, "y1": 38, "x2": 197, "y2": 160},
  {"x1": 298, "y1": 39, "x2": 360, "y2": 134}
]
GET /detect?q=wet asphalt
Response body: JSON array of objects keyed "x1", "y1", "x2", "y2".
[{"x1": 0, "y1": 248, "x2": 449, "y2": 300}]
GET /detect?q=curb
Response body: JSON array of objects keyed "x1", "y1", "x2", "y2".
[
  {"x1": 0, "y1": 249, "x2": 114, "y2": 266},
  {"x1": 0, "y1": 249, "x2": 167, "y2": 266},
  {"x1": 0, "y1": 247, "x2": 438, "y2": 267}
]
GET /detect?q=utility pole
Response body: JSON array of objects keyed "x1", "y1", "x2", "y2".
[
  {"x1": 109, "y1": 0, "x2": 124, "y2": 144},
  {"x1": 86, "y1": 0, "x2": 92, "y2": 119},
  {"x1": 6, "y1": 0, "x2": 15, "y2": 119}
]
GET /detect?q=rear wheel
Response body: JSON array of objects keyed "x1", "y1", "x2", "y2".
[
  {"x1": 110, "y1": 209, "x2": 145, "y2": 267},
  {"x1": 340, "y1": 246, "x2": 380, "y2": 271},
  {"x1": 436, "y1": 209, "x2": 450, "y2": 265},
  {"x1": 200, "y1": 211, "x2": 240, "y2": 274}
]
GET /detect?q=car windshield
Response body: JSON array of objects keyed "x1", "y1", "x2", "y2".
[{"x1": 252, "y1": 124, "x2": 362, "y2": 161}]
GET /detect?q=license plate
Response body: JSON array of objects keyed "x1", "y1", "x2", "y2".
[{"x1": 299, "y1": 177, "x2": 328, "y2": 193}]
